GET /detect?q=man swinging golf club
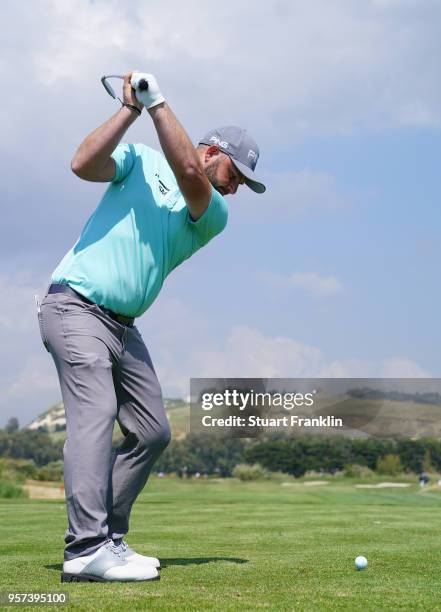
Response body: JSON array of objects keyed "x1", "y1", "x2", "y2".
[{"x1": 37, "y1": 71, "x2": 265, "y2": 582}]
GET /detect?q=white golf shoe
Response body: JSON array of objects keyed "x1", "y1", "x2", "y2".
[
  {"x1": 113, "y1": 539, "x2": 161, "y2": 569},
  {"x1": 61, "y1": 539, "x2": 159, "y2": 582}
]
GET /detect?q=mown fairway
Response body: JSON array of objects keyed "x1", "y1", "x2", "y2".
[{"x1": 1, "y1": 477, "x2": 441, "y2": 611}]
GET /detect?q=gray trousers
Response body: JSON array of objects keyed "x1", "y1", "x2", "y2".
[{"x1": 37, "y1": 290, "x2": 171, "y2": 560}]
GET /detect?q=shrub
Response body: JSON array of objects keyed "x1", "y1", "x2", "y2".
[
  {"x1": 376, "y1": 454, "x2": 403, "y2": 476},
  {"x1": 233, "y1": 463, "x2": 272, "y2": 481},
  {"x1": 36, "y1": 460, "x2": 64, "y2": 482},
  {"x1": 0, "y1": 479, "x2": 27, "y2": 499},
  {"x1": 3, "y1": 429, "x2": 62, "y2": 466},
  {"x1": 0, "y1": 458, "x2": 38, "y2": 483},
  {"x1": 344, "y1": 464, "x2": 375, "y2": 478}
]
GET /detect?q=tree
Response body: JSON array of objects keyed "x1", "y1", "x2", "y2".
[
  {"x1": 154, "y1": 433, "x2": 246, "y2": 476},
  {"x1": 6, "y1": 430, "x2": 62, "y2": 466},
  {"x1": 396, "y1": 439, "x2": 426, "y2": 473},
  {"x1": 5, "y1": 417, "x2": 19, "y2": 434},
  {"x1": 376, "y1": 454, "x2": 403, "y2": 476}
]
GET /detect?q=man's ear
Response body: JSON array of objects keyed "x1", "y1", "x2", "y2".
[{"x1": 205, "y1": 144, "x2": 220, "y2": 162}]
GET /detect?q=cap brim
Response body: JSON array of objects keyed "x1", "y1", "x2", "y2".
[{"x1": 231, "y1": 158, "x2": 266, "y2": 194}]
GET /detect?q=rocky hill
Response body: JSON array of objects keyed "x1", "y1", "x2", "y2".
[
  {"x1": 27, "y1": 399, "x2": 190, "y2": 440},
  {"x1": 26, "y1": 393, "x2": 441, "y2": 441}
]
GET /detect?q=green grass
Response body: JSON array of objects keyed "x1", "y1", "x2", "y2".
[{"x1": 1, "y1": 477, "x2": 441, "y2": 610}]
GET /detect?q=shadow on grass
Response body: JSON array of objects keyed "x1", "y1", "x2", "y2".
[
  {"x1": 45, "y1": 564, "x2": 63, "y2": 571},
  {"x1": 44, "y1": 557, "x2": 248, "y2": 572},
  {"x1": 161, "y1": 557, "x2": 248, "y2": 567}
]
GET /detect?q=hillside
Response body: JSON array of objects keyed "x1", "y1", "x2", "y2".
[
  {"x1": 26, "y1": 393, "x2": 441, "y2": 441},
  {"x1": 27, "y1": 399, "x2": 190, "y2": 442}
]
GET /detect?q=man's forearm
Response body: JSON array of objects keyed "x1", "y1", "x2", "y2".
[
  {"x1": 148, "y1": 103, "x2": 204, "y2": 182},
  {"x1": 71, "y1": 106, "x2": 138, "y2": 176}
]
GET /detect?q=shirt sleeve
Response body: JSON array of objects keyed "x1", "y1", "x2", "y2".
[
  {"x1": 187, "y1": 187, "x2": 228, "y2": 247},
  {"x1": 111, "y1": 143, "x2": 137, "y2": 183}
]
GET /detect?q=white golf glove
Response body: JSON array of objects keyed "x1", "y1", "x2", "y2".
[{"x1": 130, "y1": 72, "x2": 165, "y2": 109}]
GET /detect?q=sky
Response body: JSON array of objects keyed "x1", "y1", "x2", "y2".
[{"x1": 1, "y1": 0, "x2": 441, "y2": 427}]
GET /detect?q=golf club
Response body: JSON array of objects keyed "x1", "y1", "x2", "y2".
[{"x1": 101, "y1": 74, "x2": 149, "y2": 101}]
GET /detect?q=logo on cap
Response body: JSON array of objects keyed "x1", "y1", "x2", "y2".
[{"x1": 209, "y1": 136, "x2": 229, "y2": 150}]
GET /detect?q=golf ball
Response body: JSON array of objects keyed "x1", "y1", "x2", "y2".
[{"x1": 355, "y1": 555, "x2": 368, "y2": 570}]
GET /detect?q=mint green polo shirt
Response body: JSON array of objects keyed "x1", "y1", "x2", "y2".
[{"x1": 51, "y1": 143, "x2": 228, "y2": 317}]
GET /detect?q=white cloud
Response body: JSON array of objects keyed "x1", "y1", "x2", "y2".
[
  {"x1": 0, "y1": 273, "x2": 47, "y2": 336},
  {"x1": 2, "y1": 0, "x2": 441, "y2": 151},
  {"x1": 0, "y1": 274, "x2": 60, "y2": 426},
  {"x1": 192, "y1": 326, "x2": 324, "y2": 379},
  {"x1": 319, "y1": 357, "x2": 430, "y2": 379},
  {"x1": 142, "y1": 321, "x2": 430, "y2": 398},
  {"x1": 379, "y1": 358, "x2": 429, "y2": 378},
  {"x1": 5, "y1": 356, "x2": 59, "y2": 399},
  {"x1": 291, "y1": 272, "x2": 342, "y2": 297},
  {"x1": 0, "y1": 277, "x2": 430, "y2": 425},
  {"x1": 259, "y1": 270, "x2": 343, "y2": 297}
]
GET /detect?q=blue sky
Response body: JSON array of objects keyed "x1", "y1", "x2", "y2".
[{"x1": 1, "y1": 0, "x2": 440, "y2": 426}]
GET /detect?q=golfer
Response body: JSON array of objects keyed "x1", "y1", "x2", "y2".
[{"x1": 37, "y1": 71, "x2": 265, "y2": 582}]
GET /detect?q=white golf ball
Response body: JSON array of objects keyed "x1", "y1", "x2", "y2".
[{"x1": 355, "y1": 555, "x2": 368, "y2": 570}]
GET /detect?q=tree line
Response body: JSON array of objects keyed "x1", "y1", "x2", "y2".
[
  {"x1": 155, "y1": 434, "x2": 441, "y2": 477},
  {"x1": 243, "y1": 436, "x2": 441, "y2": 477},
  {"x1": 0, "y1": 427, "x2": 63, "y2": 466},
  {"x1": 2, "y1": 421, "x2": 441, "y2": 477}
]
